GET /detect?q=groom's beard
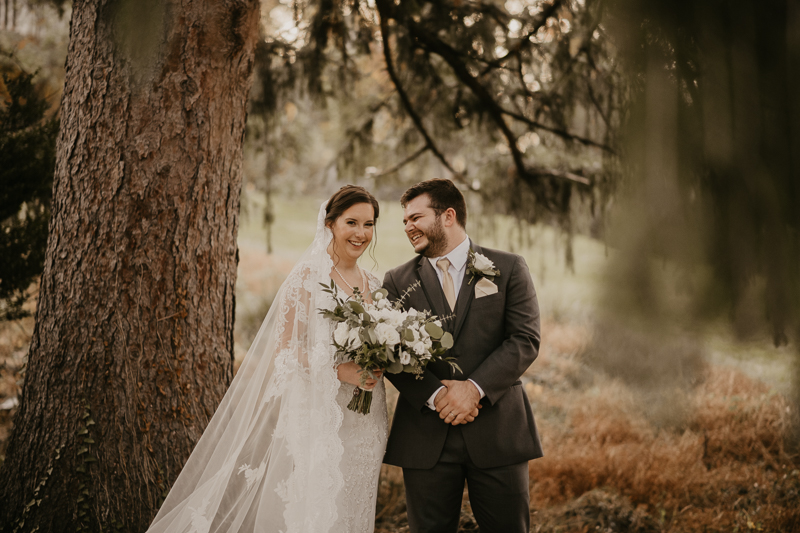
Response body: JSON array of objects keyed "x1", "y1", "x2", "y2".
[{"x1": 417, "y1": 216, "x2": 448, "y2": 258}]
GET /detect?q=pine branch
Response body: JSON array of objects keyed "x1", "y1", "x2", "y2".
[
  {"x1": 392, "y1": 6, "x2": 605, "y2": 190},
  {"x1": 375, "y1": 6, "x2": 449, "y2": 171},
  {"x1": 375, "y1": 0, "x2": 478, "y2": 192},
  {"x1": 499, "y1": 108, "x2": 616, "y2": 153},
  {"x1": 373, "y1": 145, "x2": 428, "y2": 177}
]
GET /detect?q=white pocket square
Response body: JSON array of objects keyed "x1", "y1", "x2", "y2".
[{"x1": 475, "y1": 277, "x2": 498, "y2": 298}]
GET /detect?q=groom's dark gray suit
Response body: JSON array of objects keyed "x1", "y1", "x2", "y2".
[{"x1": 383, "y1": 241, "x2": 542, "y2": 533}]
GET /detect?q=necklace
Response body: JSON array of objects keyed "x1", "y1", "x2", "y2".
[{"x1": 333, "y1": 264, "x2": 366, "y2": 293}]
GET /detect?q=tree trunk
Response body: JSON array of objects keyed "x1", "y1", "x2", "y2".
[{"x1": 0, "y1": 1, "x2": 259, "y2": 531}]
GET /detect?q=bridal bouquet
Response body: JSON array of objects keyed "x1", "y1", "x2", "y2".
[{"x1": 319, "y1": 280, "x2": 460, "y2": 414}]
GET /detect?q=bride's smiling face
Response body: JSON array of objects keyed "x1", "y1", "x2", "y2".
[{"x1": 328, "y1": 203, "x2": 375, "y2": 263}]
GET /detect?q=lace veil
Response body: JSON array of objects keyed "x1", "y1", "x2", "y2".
[{"x1": 146, "y1": 202, "x2": 343, "y2": 533}]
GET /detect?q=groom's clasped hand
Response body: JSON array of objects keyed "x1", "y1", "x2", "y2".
[{"x1": 434, "y1": 380, "x2": 482, "y2": 425}]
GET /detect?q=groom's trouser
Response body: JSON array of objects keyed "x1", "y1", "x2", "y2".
[{"x1": 402, "y1": 425, "x2": 530, "y2": 533}]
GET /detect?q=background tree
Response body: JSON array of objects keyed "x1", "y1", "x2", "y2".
[
  {"x1": 0, "y1": 60, "x2": 58, "y2": 321},
  {"x1": 0, "y1": 0, "x2": 260, "y2": 531}
]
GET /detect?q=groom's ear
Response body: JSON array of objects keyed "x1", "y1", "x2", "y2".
[{"x1": 442, "y1": 207, "x2": 458, "y2": 227}]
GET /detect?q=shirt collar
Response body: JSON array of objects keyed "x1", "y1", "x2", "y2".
[{"x1": 428, "y1": 235, "x2": 470, "y2": 271}]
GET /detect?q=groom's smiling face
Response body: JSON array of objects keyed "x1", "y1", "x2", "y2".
[{"x1": 403, "y1": 194, "x2": 448, "y2": 258}]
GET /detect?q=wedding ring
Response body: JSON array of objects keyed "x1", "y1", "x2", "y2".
[{"x1": 449, "y1": 411, "x2": 455, "y2": 417}]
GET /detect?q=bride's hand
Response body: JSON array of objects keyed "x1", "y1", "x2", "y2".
[{"x1": 337, "y1": 362, "x2": 382, "y2": 390}]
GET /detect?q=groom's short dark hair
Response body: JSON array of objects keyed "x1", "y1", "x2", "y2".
[{"x1": 401, "y1": 179, "x2": 467, "y2": 228}]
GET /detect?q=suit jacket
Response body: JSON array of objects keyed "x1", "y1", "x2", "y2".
[{"x1": 382, "y1": 241, "x2": 543, "y2": 469}]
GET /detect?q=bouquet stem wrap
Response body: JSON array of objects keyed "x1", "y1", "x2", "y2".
[{"x1": 348, "y1": 387, "x2": 373, "y2": 415}]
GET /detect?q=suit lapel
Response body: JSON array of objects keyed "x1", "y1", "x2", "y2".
[
  {"x1": 452, "y1": 241, "x2": 479, "y2": 341},
  {"x1": 416, "y1": 257, "x2": 449, "y2": 325}
]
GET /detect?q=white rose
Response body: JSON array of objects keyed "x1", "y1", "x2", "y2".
[
  {"x1": 424, "y1": 337, "x2": 433, "y2": 349},
  {"x1": 374, "y1": 291, "x2": 384, "y2": 301},
  {"x1": 473, "y1": 252, "x2": 494, "y2": 272},
  {"x1": 333, "y1": 322, "x2": 350, "y2": 346},
  {"x1": 348, "y1": 328, "x2": 362, "y2": 348},
  {"x1": 383, "y1": 309, "x2": 405, "y2": 327},
  {"x1": 376, "y1": 298, "x2": 391, "y2": 309},
  {"x1": 412, "y1": 341, "x2": 427, "y2": 356},
  {"x1": 375, "y1": 322, "x2": 401, "y2": 347},
  {"x1": 399, "y1": 350, "x2": 411, "y2": 365}
]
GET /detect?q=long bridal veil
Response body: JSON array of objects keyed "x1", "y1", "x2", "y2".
[{"x1": 147, "y1": 203, "x2": 344, "y2": 533}]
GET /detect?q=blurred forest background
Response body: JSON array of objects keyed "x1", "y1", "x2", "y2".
[{"x1": 1, "y1": 0, "x2": 799, "y2": 531}]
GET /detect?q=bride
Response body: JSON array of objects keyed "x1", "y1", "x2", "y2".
[{"x1": 146, "y1": 186, "x2": 388, "y2": 533}]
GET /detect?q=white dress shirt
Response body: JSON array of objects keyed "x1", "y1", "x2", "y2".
[{"x1": 424, "y1": 235, "x2": 485, "y2": 410}]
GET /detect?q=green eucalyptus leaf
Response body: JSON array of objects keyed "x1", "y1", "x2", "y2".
[
  {"x1": 425, "y1": 322, "x2": 444, "y2": 338},
  {"x1": 440, "y1": 332, "x2": 454, "y2": 349},
  {"x1": 387, "y1": 359, "x2": 403, "y2": 373},
  {"x1": 348, "y1": 301, "x2": 365, "y2": 315}
]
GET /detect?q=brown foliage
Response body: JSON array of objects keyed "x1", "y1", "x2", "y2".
[{"x1": 528, "y1": 324, "x2": 799, "y2": 532}]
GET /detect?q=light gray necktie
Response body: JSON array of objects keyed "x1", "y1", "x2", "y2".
[{"x1": 436, "y1": 258, "x2": 456, "y2": 311}]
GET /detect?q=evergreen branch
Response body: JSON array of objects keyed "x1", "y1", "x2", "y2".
[
  {"x1": 527, "y1": 167, "x2": 591, "y2": 186},
  {"x1": 393, "y1": 7, "x2": 600, "y2": 190},
  {"x1": 373, "y1": 145, "x2": 428, "y2": 177},
  {"x1": 376, "y1": 0, "x2": 478, "y2": 192},
  {"x1": 499, "y1": 108, "x2": 616, "y2": 154},
  {"x1": 477, "y1": 0, "x2": 564, "y2": 76}
]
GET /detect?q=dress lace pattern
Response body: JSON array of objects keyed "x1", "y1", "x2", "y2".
[{"x1": 331, "y1": 273, "x2": 389, "y2": 533}]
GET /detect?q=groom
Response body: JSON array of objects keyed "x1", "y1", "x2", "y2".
[{"x1": 383, "y1": 179, "x2": 543, "y2": 533}]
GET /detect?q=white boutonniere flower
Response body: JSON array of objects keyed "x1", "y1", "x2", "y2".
[{"x1": 467, "y1": 249, "x2": 500, "y2": 283}]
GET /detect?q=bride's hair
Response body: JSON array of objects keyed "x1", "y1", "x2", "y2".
[
  {"x1": 324, "y1": 185, "x2": 380, "y2": 226},
  {"x1": 325, "y1": 185, "x2": 380, "y2": 268}
]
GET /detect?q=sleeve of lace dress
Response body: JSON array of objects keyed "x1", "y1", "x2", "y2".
[{"x1": 274, "y1": 264, "x2": 314, "y2": 369}]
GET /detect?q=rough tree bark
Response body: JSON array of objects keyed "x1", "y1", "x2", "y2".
[{"x1": 0, "y1": 0, "x2": 260, "y2": 531}]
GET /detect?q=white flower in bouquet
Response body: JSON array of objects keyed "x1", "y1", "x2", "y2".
[
  {"x1": 375, "y1": 322, "x2": 401, "y2": 347},
  {"x1": 387, "y1": 308, "x2": 406, "y2": 327},
  {"x1": 333, "y1": 322, "x2": 350, "y2": 346},
  {"x1": 399, "y1": 350, "x2": 411, "y2": 365},
  {"x1": 347, "y1": 328, "x2": 362, "y2": 348},
  {"x1": 412, "y1": 341, "x2": 427, "y2": 356},
  {"x1": 376, "y1": 298, "x2": 391, "y2": 309},
  {"x1": 407, "y1": 308, "x2": 418, "y2": 317}
]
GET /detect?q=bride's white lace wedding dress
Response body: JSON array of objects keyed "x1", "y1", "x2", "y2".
[
  {"x1": 145, "y1": 203, "x2": 388, "y2": 533},
  {"x1": 331, "y1": 277, "x2": 388, "y2": 533}
]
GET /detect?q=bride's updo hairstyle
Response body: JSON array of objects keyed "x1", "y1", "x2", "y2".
[
  {"x1": 325, "y1": 185, "x2": 381, "y2": 266},
  {"x1": 324, "y1": 185, "x2": 380, "y2": 227}
]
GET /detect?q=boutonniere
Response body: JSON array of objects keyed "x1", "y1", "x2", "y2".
[{"x1": 467, "y1": 249, "x2": 500, "y2": 283}]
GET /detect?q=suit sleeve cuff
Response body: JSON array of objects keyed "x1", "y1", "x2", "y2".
[
  {"x1": 426, "y1": 386, "x2": 446, "y2": 410},
  {"x1": 468, "y1": 379, "x2": 486, "y2": 399}
]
